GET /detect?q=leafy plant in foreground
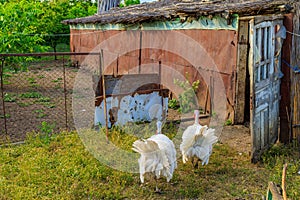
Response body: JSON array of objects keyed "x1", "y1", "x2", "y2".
[
  {"x1": 37, "y1": 121, "x2": 56, "y2": 144},
  {"x1": 174, "y1": 73, "x2": 200, "y2": 113}
]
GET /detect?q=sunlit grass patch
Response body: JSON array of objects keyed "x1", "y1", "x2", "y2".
[
  {"x1": 262, "y1": 143, "x2": 300, "y2": 199},
  {"x1": 0, "y1": 129, "x2": 299, "y2": 199}
]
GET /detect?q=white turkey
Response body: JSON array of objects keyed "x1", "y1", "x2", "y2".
[
  {"x1": 180, "y1": 110, "x2": 218, "y2": 168},
  {"x1": 132, "y1": 121, "x2": 177, "y2": 192}
]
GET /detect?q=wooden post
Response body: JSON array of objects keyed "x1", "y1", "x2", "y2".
[
  {"x1": 235, "y1": 19, "x2": 249, "y2": 124},
  {"x1": 210, "y1": 75, "x2": 214, "y2": 116},
  {"x1": 282, "y1": 163, "x2": 288, "y2": 200},
  {"x1": 0, "y1": 58, "x2": 7, "y2": 136},
  {"x1": 116, "y1": 54, "x2": 119, "y2": 76},
  {"x1": 159, "y1": 61, "x2": 165, "y2": 120},
  {"x1": 291, "y1": 4, "x2": 300, "y2": 147},
  {"x1": 138, "y1": 31, "x2": 142, "y2": 74},
  {"x1": 158, "y1": 61, "x2": 162, "y2": 89},
  {"x1": 100, "y1": 49, "x2": 109, "y2": 143},
  {"x1": 204, "y1": 85, "x2": 209, "y2": 114},
  {"x1": 267, "y1": 182, "x2": 284, "y2": 200},
  {"x1": 62, "y1": 56, "x2": 68, "y2": 130}
]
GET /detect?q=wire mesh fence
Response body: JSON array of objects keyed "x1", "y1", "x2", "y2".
[
  {"x1": 0, "y1": 52, "x2": 98, "y2": 144},
  {"x1": 0, "y1": 50, "x2": 231, "y2": 144}
]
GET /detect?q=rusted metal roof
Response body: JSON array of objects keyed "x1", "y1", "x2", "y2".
[{"x1": 62, "y1": 0, "x2": 296, "y2": 25}]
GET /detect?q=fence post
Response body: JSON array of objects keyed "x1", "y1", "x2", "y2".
[
  {"x1": 100, "y1": 50, "x2": 109, "y2": 143},
  {"x1": 138, "y1": 31, "x2": 142, "y2": 74},
  {"x1": 210, "y1": 75, "x2": 214, "y2": 117},
  {"x1": 62, "y1": 55, "x2": 68, "y2": 130},
  {"x1": 0, "y1": 58, "x2": 7, "y2": 136}
]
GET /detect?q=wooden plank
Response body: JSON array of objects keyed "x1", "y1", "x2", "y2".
[
  {"x1": 294, "y1": 81, "x2": 300, "y2": 143},
  {"x1": 291, "y1": 4, "x2": 300, "y2": 145},
  {"x1": 249, "y1": 19, "x2": 256, "y2": 162},
  {"x1": 254, "y1": 15, "x2": 284, "y2": 25},
  {"x1": 267, "y1": 182, "x2": 284, "y2": 200},
  {"x1": 100, "y1": 49, "x2": 109, "y2": 142},
  {"x1": 235, "y1": 20, "x2": 249, "y2": 124},
  {"x1": 165, "y1": 114, "x2": 210, "y2": 124},
  {"x1": 279, "y1": 14, "x2": 293, "y2": 143},
  {"x1": 282, "y1": 163, "x2": 288, "y2": 200}
]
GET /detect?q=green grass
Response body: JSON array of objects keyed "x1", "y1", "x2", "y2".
[
  {"x1": 224, "y1": 119, "x2": 233, "y2": 126},
  {"x1": 27, "y1": 77, "x2": 37, "y2": 84},
  {"x1": 35, "y1": 97, "x2": 51, "y2": 103},
  {"x1": 0, "y1": 129, "x2": 299, "y2": 199},
  {"x1": 19, "y1": 92, "x2": 43, "y2": 99},
  {"x1": 2, "y1": 73, "x2": 12, "y2": 85},
  {"x1": 16, "y1": 102, "x2": 32, "y2": 107},
  {"x1": 33, "y1": 109, "x2": 47, "y2": 118},
  {"x1": 261, "y1": 143, "x2": 300, "y2": 199},
  {"x1": 4, "y1": 92, "x2": 56, "y2": 109},
  {"x1": 0, "y1": 113, "x2": 11, "y2": 119},
  {"x1": 51, "y1": 77, "x2": 63, "y2": 83},
  {"x1": 3, "y1": 93, "x2": 16, "y2": 102}
]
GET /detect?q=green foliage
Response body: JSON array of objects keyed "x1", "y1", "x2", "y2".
[
  {"x1": 34, "y1": 109, "x2": 47, "y2": 118},
  {"x1": 262, "y1": 143, "x2": 299, "y2": 170},
  {"x1": 52, "y1": 77, "x2": 63, "y2": 83},
  {"x1": 16, "y1": 102, "x2": 31, "y2": 107},
  {"x1": 35, "y1": 97, "x2": 51, "y2": 103},
  {"x1": 168, "y1": 98, "x2": 180, "y2": 109},
  {"x1": 3, "y1": 93, "x2": 16, "y2": 102},
  {"x1": 262, "y1": 143, "x2": 300, "y2": 199},
  {"x1": 174, "y1": 74, "x2": 200, "y2": 113},
  {"x1": 27, "y1": 77, "x2": 37, "y2": 84},
  {"x1": 224, "y1": 119, "x2": 232, "y2": 126},
  {"x1": 0, "y1": 113, "x2": 10, "y2": 118},
  {"x1": 0, "y1": 0, "x2": 97, "y2": 68},
  {"x1": 2, "y1": 72, "x2": 12, "y2": 84},
  {"x1": 19, "y1": 91, "x2": 42, "y2": 98},
  {"x1": 0, "y1": 1, "x2": 49, "y2": 55},
  {"x1": 37, "y1": 121, "x2": 56, "y2": 144},
  {"x1": 2, "y1": 72, "x2": 12, "y2": 78},
  {"x1": 6, "y1": 89, "x2": 55, "y2": 108},
  {"x1": 39, "y1": 121, "x2": 55, "y2": 136},
  {"x1": 42, "y1": 0, "x2": 97, "y2": 55},
  {"x1": 120, "y1": 0, "x2": 140, "y2": 7}
]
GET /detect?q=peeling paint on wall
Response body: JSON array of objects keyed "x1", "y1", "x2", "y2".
[{"x1": 94, "y1": 91, "x2": 168, "y2": 127}]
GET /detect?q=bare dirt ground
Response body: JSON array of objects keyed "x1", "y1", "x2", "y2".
[
  {"x1": 218, "y1": 125, "x2": 251, "y2": 154},
  {"x1": 0, "y1": 59, "x2": 77, "y2": 143},
  {"x1": 167, "y1": 108, "x2": 252, "y2": 155}
]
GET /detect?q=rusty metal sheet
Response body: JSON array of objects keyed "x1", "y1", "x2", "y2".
[{"x1": 71, "y1": 29, "x2": 238, "y2": 120}]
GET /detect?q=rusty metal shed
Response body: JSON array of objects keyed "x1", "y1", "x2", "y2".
[{"x1": 63, "y1": 0, "x2": 300, "y2": 162}]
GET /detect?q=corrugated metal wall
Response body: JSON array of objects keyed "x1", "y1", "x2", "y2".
[{"x1": 69, "y1": 29, "x2": 237, "y2": 121}]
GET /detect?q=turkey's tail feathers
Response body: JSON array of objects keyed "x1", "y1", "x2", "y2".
[
  {"x1": 132, "y1": 139, "x2": 173, "y2": 183},
  {"x1": 181, "y1": 125, "x2": 218, "y2": 165},
  {"x1": 194, "y1": 126, "x2": 218, "y2": 165},
  {"x1": 195, "y1": 126, "x2": 218, "y2": 147},
  {"x1": 132, "y1": 139, "x2": 159, "y2": 155}
]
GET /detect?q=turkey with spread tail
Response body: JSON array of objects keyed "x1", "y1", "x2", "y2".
[
  {"x1": 132, "y1": 121, "x2": 177, "y2": 192},
  {"x1": 180, "y1": 110, "x2": 218, "y2": 168}
]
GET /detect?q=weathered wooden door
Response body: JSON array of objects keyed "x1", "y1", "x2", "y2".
[{"x1": 249, "y1": 18, "x2": 283, "y2": 162}]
